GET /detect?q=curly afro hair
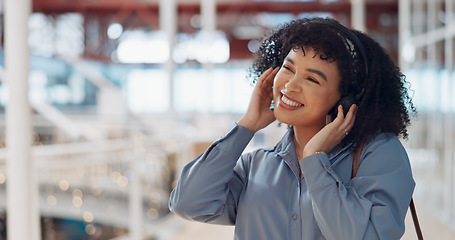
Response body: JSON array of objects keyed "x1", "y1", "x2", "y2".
[{"x1": 249, "y1": 17, "x2": 416, "y2": 145}]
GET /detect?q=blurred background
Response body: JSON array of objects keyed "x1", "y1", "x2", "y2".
[{"x1": 0, "y1": 0, "x2": 453, "y2": 239}]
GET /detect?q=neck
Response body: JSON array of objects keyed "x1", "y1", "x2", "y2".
[{"x1": 293, "y1": 125, "x2": 323, "y2": 159}]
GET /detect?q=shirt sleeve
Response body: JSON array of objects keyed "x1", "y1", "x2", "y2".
[
  {"x1": 300, "y1": 134, "x2": 415, "y2": 240},
  {"x1": 168, "y1": 124, "x2": 254, "y2": 225}
]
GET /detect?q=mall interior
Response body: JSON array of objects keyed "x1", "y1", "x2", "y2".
[{"x1": 0, "y1": 0, "x2": 454, "y2": 239}]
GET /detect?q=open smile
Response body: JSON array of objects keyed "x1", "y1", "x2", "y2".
[{"x1": 281, "y1": 94, "x2": 304, "y2": 107}]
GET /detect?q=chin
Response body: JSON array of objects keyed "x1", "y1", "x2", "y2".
[{"x1": 273, "y1": 109, "x2": 295, "y2": 126}]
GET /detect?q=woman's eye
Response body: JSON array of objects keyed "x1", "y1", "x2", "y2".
[
  {"x1": 283, "y1": 65, "x2": 293, "y2": 72},
  {"x1": 307, "y1": 77, "x2": 320, "y2": 85}
]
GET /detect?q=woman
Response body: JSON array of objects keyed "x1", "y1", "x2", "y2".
[{"x1": 169, "y1": 17, "x2": 416, "y2": 239}]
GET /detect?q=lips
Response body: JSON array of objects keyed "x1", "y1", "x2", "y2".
[{"x1": 281, "y1": 94, "x2": 303, "y2": 107}]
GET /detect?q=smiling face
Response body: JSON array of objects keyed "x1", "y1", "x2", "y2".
[{"x1": 273, "y1": 47, "x2": 342, "y2": 130}]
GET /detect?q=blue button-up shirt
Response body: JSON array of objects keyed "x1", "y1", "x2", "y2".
[{"x1": 169, "y1": 124, "x2": 415, "y2": 239}]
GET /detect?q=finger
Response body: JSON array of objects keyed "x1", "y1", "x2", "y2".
[
  {"x1": 345, "y1": 105, "x2": 358, "y2": 131},
  {"x1": 261, "y1": 69, "x2": 278, "y2": 97},
  {"x1": 331, "y1": 105, "x2": 345, "y2": 125},
  {"x1": 343, "y1": 104, "x2": 357, "y2": 125},
  {"x1": 340, "y1": 105, "x2": 358, "y2": 134},
  {"x1": 257, "y1": 67, "x2": 275, "y2": 87},
  {"x1": 262, "y1": 67, "x2": 279, "y2": 89},
  {"x1": 331, "y1": 105, "x2": 351, "y2": 134}
]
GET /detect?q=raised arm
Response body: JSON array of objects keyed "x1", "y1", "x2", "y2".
[
  {"x1": 169, "y1": 124, "x2": 254, "y2": 225},
  {"x1": 301, "y1": 134, "x2": 415, "y2": 239}
]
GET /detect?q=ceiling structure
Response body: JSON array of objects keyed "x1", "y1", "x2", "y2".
[{"x1": 30, "y1": 0, "x2": 399, "y2": 62}]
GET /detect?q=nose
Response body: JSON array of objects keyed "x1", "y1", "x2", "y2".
[{"x1": 284, "y1": 77, "x2": 301, "y2": 93}]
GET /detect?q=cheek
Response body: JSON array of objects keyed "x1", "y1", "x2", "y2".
[
  {"x1": 273, "y1": 87, "x2": 280, "y2": 101},
  {"x1": 329, "y1": 89, "x2": 341, "y2": 103},
  {"x1": 307, "y1": 89, "x2": 339, "y2": 109},
  {"x1": 324, "y1": 92, "x2": 341, "y2": 111},
  {"x1": 272, "y1": 75, "x2": 282, "y2": 99}
]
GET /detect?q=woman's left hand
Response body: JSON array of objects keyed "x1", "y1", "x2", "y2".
[{"x1": 302, "y1": 104, "x2": 358, "y2": 158}]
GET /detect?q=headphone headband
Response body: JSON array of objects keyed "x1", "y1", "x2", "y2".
[{"x1": 309, "y1": 19, "x2": 369, "y2": 78}]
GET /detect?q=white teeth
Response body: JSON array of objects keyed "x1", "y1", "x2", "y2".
[{"x1": 281, "y1": 95, "x2": 303, "y2": 107}]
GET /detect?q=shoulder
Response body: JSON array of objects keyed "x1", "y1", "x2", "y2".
[
  {"x1": 359, "y1": 132, "x2": 410, "y2": 170},
  {"x1": 363, "y1": 132, "x2": 405, "y2": 154}
]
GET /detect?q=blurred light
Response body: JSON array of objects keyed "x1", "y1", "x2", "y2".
[
  {"x1": 29, "y1": 13, "x2": 84, "y2": 57},
  {"x1": 90, "y1": 187, "x2": 102, "y2": 196},
  {"x1": 48, "y1": 85, "x2": 71, "y2": 105},
  {"x1": 151, "y1": 199, "x2": 161, "y2": 209},
  {"x1": 248, "y1": 40, "x2": 261, "y2": 53},
  {"x1": 59, "y1": 179, "x2": 70, "y2": 191},
  {"x1": 0, "y1": 85, "x2": 9, "y2": 106},
  {"x1": 172, "y1": 33, "x2": 192, "y2": 64},
  {"x1": 440, "y1": 71, "x2": 451, "y2": 112},
  {"x1": 28, "y1": 13, "x2": 54, "y2": 57},
  {"x1": 29, "y1": 71, "x2": 48, "y2": 102},
  {"x1": 124, "y1": 169, "x2": 134, "y2": 181},
  {"x1": 68, "y1": 73, "x2": 86, "y2": 104},
  {"x1": 232, "y1": 26, "x2": 264, "y2": 40},
  {"x1": 55, "y1": 13, "x2": 85, "y2": 57},
  {"x1": 402, "y1": 42, "x2": 416, "y2": 63},
  {"x1": 209, "y1": 38, "x2": 230, "y2": 63},
  {"x1": 83, "y1": 211, "x2": 94, "y2": 223},
  {"x1": 117, "y1": 30, "x2": 170, "y2": 63},
  {"x1": 111, "y1": 171, "x2": 121, "y2": 182},
  {"x1": 195, "y1": 31, "x2": 230, "y2": 64},
  {"x1": 174, "y1": 67, "x2": 251, "y2": 112},
  {"x1": 253, "y1": 13, "x2": 294, "y2": 28},
  {"x1": 117, "y1": 176, "x2": 129, "y2": 188},
  {"x1": 72, "y1": 196, "x2": 83, "y2": 208},
  {"x1": 150, "y1": 191, "x2": 162, "y2": 201},
  {"x1": 147, "y1": 208, "x2": 159, "y2": 220},
  {"x1": 0, "y1": 173, "x2": 5, "y2": 184},
  {"x1": 47, "y1": 195, "x2": 57, "y2": 206},
  {"x1": 107, "y1": 23, "x2": 123, "y2": 39},
  {"x1": 73, "y1": 189, "x2": 83, "y2": 198},
  {"x1": 85, "y1": 224, "x2": 96, "y2": 235},
  {"x1": 190, "y1": 15, "x2": 202, "y2": 28},
  {"x1": 173, "y1": 31, "x2": 230, "y2": 64},
  {"x1": 125, "y1": 69, "x2": 170, "y2": 113}
]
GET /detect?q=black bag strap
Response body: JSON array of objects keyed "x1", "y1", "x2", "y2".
[
  {"x1": 409, "y1": 198, "x2": 424, "y2": 240},
  {"x1": 352, "y1": 143, "x2": 423, "y2": 240}
]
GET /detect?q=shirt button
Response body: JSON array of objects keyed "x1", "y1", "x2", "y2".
[
  {"x1": 292, "y1": 214, "x2": 298, "y2": 220},
  {"x1": 326, "y1": 166, "x2": 332, "y2": 171}
]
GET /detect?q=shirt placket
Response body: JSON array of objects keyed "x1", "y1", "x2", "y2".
[{"x1": 286, "y1": 177, "x2": 302, "y2": 239}]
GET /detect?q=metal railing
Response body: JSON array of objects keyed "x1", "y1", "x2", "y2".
[{"x1": 0, "y1": 131, "x2": 193, "y2": 239}]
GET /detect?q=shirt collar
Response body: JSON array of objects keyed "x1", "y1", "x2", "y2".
[{"x1": 274, "y1": 127, "x2": 354, "y2": 163}]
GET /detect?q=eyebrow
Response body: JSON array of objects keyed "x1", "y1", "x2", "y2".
[
  {"x1": 306, "y1": 68, "x2": 327, "y2": 81},
  {"x1": 283, "y1": 57, "x2": 328, "y2": 81},
  {"x1": 284, "y1": 57, "x2": 295, "y2": 65}
]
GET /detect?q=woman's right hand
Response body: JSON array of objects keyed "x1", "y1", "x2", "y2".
[{"x1": 238, "y1": 67, "x2": 279, "y2": 133}]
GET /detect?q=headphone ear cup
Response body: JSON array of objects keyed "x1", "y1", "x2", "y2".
[
  {"x1": 339, "y1": 94, "x2": 356, "y2": 115},
  {"x1": 330, "y1": 93, "x2": 356, "y2": 118}
]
